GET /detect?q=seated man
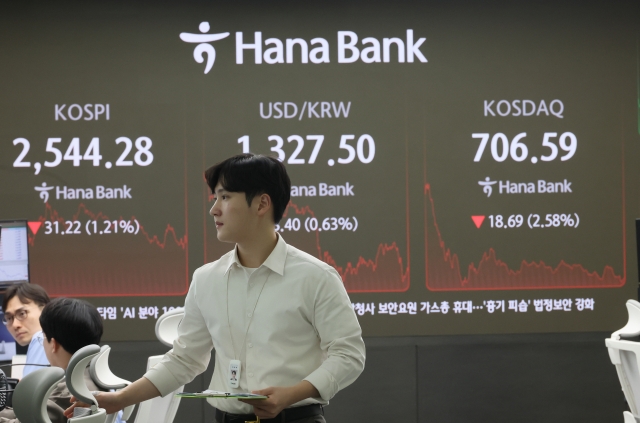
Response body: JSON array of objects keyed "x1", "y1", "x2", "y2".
[
  {"x1": 0, "y1": 297, "x2": 104, "y2": 423},
  {"x1": 2, "y1": 283, "x2": 51, "y2": 376}
]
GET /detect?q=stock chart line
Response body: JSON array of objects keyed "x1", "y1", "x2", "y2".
[
  {"x1": 28, "y1": 203, "x2": 187, "y2": 249},
  {"x1": 423, "y1": 183, "x2": 625, "y2": 290},
  {"x1": 282, "y1": 202, "x2": 410, "y2": 292},
  {"x1": 27, "y1": 203, "x2": 189, "y2": 297}
]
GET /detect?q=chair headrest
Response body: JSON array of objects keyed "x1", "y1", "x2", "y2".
[
  {"x1": 13, "y1": 367, "x2": 65, "y2": 423},
  {"x1": 66, "y1": 344, "x2": 101, "y2": 409},
  {"x1": 90, "y1": 345, "x2": 130, "y2": 390},
  {"x1": 612, "y1": 300, "x2": 640, "y2": 340},
  {"x1": 155, "y1": 308, "x2": 184, "y2": 347}
]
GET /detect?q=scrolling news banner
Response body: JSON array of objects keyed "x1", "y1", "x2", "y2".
[{"x1": 0, "y1": 0, "x2": 639, "y2": 341}]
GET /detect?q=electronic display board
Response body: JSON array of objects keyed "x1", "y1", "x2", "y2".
[{"x1": 0, "y1": 0, "x2": 638, "y2": 340}]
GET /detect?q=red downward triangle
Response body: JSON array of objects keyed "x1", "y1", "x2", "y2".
[
  {"x1": 471, "y1": 215, "x2": 485, "y2": 229},
  {"x1": 28, "y1": 221, "x2": 42, "y2": 235}
]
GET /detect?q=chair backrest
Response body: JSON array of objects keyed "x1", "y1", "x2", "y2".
[
  {"x1": 612, "y1": 300, "x2": 640, "y2": 341},
  {"x1": 132, "y1": 356, "x2": 184, "y2": 423},
  {"x1": 67, "y1": 345, "x2": 102, "y2": 409},
  {"x1": 89, "y1": 345, "x2": 136, "y2": 421},
  {"x1": 65, "y1": 344, "x2": 107, "y2": 423},
  {"x1": 155, "y1": 308, "x2": 184, "y2": 347},
  {"x1": 606, "y1": 300, "x2": 640, "y2": 422},
  {"x1": 13, "y1": 367, "x2": 65, "y2": 423},
  {"x1": 133, "y1": 308, "x2": 185, "y2": 423},
  {"x1": 90, "y1": 345, "x2": 129, "y2": 390}
]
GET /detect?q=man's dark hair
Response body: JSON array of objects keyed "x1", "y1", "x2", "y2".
[
  {"x1": 2, "y1": 283, "x2": 50, "y2": 312},
  {"x1": 40, "y1": 298, "x2": 103, "y2": 355},
  {"x1": 204, "y1": 154, "x2": 291, "y2": 223}
]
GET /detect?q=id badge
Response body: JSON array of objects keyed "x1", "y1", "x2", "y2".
[{"x1": 229, "y1": 359, "x2": 241, "y2": 388}]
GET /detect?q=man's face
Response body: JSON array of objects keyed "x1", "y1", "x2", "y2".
[
  {"x1": 4, "y1": 297, "x2": 43, "y2": 346},
  {"x1": 209, "y1": 183, "x2": 257, "y2": 243}
]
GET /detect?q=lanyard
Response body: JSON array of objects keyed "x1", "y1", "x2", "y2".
[{"x1": 226, "y1": 265, "x2": 271, "y2": 361}]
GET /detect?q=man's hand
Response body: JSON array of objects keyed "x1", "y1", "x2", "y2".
[
  {"x1": 64, "y1": 377, "x2": 161, "y2": 418},
  {"x1": 240, "y1": 386, "x2": 294, "y2": 419},
  {"x1": 239, "y1": 380, "x2": 320, "y2": 419},
  {"x1": 64, "y1": 391, "x2": 124, "y2": 418}
]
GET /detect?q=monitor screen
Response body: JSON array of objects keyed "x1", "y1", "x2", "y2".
[
  {"x1": 0, "y1": 0, "x2": 638, "y2": 341},
  {"x1": 0, "y1": 221, "x2": 29, "y2": 287}
]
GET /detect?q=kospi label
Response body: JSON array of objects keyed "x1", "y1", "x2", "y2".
[{"x1": 55, "y1": 104, "x2": 110, "y2": 121}]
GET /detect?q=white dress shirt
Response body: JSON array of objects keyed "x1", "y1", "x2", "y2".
[{"x1": 145, "y1": 234, "x2": 366, "y2": 414}]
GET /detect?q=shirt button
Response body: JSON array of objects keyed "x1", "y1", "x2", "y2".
[
  {"x1": 248, "y1": 343, "x2": 253, "y2": 348},
  {"x1": 248, "y1": 372, "x2": 254, "y2": 377},
  {"x1": 247, "y1": 312, "x2": 252, "y2": 317}
]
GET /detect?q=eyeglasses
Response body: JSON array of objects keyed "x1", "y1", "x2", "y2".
[{"x1": 2, "y1": 309, "x2": 29, "y2": 326}]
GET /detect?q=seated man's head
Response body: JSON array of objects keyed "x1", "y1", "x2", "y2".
[
  {"x1": 2, "y1": 283, "x2": 50, "y2": 346},
  {"x1": 39, "y1": 298, "x2": 103, "y2": 370}
]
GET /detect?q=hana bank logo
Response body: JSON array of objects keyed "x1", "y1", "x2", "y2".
[
  {"x1": 478, "y1": 177, "x2": 497, "y2": 197},
  {"x1": 180, "y1": 24, "x2": 428, "y2": 73},
  {"x1": 35, "y1": 182, "x2": 54, "y2": 203},
  {"x1": 179, "y1": 22, "x2": 230, "y2": 74}
]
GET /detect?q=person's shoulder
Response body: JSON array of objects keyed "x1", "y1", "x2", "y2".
[
  {"x1": 193, "y1": 249, "x2": 234, "y2": 279},
  {"x1": 285, "y1": 244, "x2": 339, "y2": 278},
  {"x1": 189, "y1": 249, "x2": 234, "y2": 294},
  {"x1": 28, "y1": 330, "x2": 43, "y2": 346},
  {"x1": 26, "y1": 331, "x2": 45, "y2": 358}
]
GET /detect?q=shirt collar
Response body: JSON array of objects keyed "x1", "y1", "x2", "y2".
[
  {"x1": 224, "y1": 234, "x2": 287, "y2": 276},
  {"x1": 224, "y1": 247, "x2": 242, "y2": 275},
  {"x1": 262, "y1": 234, "x2": 287, "y2": 275}
]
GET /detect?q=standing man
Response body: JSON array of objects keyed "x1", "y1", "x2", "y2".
[
  {"x1": 2, "y1": 283, "x2": 50, "y2": 376},
  {"x1": 69, "y1": 154, "x2": 365, "y2": 422}
]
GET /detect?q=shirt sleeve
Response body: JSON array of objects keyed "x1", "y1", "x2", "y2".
[
  {"x1": 24, "y1": 332, "x2": 50, "y2": 377},
  {"x1": 144, "y1": 270, "x2": 214, "y2": 397},
  {"x1": 303, "y1": 268, "x2": 366, "y2": 401}
]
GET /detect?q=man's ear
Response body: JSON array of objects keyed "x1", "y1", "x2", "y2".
[
  {"x1": 256, "y1": 193, "x2": 272, "y2": 217},
  {"x1": 49, "y1": 338, "x2": 60, "y2": 353}
]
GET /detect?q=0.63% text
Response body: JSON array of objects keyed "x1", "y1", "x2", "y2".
[{"x1": 275, "y1": 216, "x2": 359, "y2": 233}]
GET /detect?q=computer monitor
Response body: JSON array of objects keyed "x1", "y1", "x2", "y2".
[{"x1": 0, "y1": 220, "x2": 30, "y2": 289}]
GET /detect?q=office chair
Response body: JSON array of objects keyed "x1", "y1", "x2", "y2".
[
  {"x1": 66, "y1": 344, "x2": 108, "y2": 423},
  {"x1": 154, "y1": 308, "x2": 184, "y2": 347},
  {"x1": 90, "y1": 345, "x2": 136, "y2": 423},
  {"x1": 133, "y1": 308, "x2": 184, "y2": 423},
  {"x1": 605, "y1": 299, "x2": 640, "y2": 423},
  {"x1": 13, "y1": 366, "x2": 65, "y2": 423},
  {"x1": 14, "y1": 345, "x2": 108, "y2": 423}
]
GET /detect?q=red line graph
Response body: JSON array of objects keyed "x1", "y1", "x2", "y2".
[
  {"x1": 29, "y1": 203, "x2": 188, "y2": 249},
  {"x1": 282, "y1": 202, "x2": 410, "y2": 292},
  {"x1": 423, "y1": 183, "x2": 625, "y2": 290},
  {"x1": 28, "y1": 203, "x2": 189, "y2": 297},
  {"x1": 203, "y1": 134, "x2": 411, "y2": 292},
  {"x1": 204, "y1": 199, "x2": 410, "y2": 292}
]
